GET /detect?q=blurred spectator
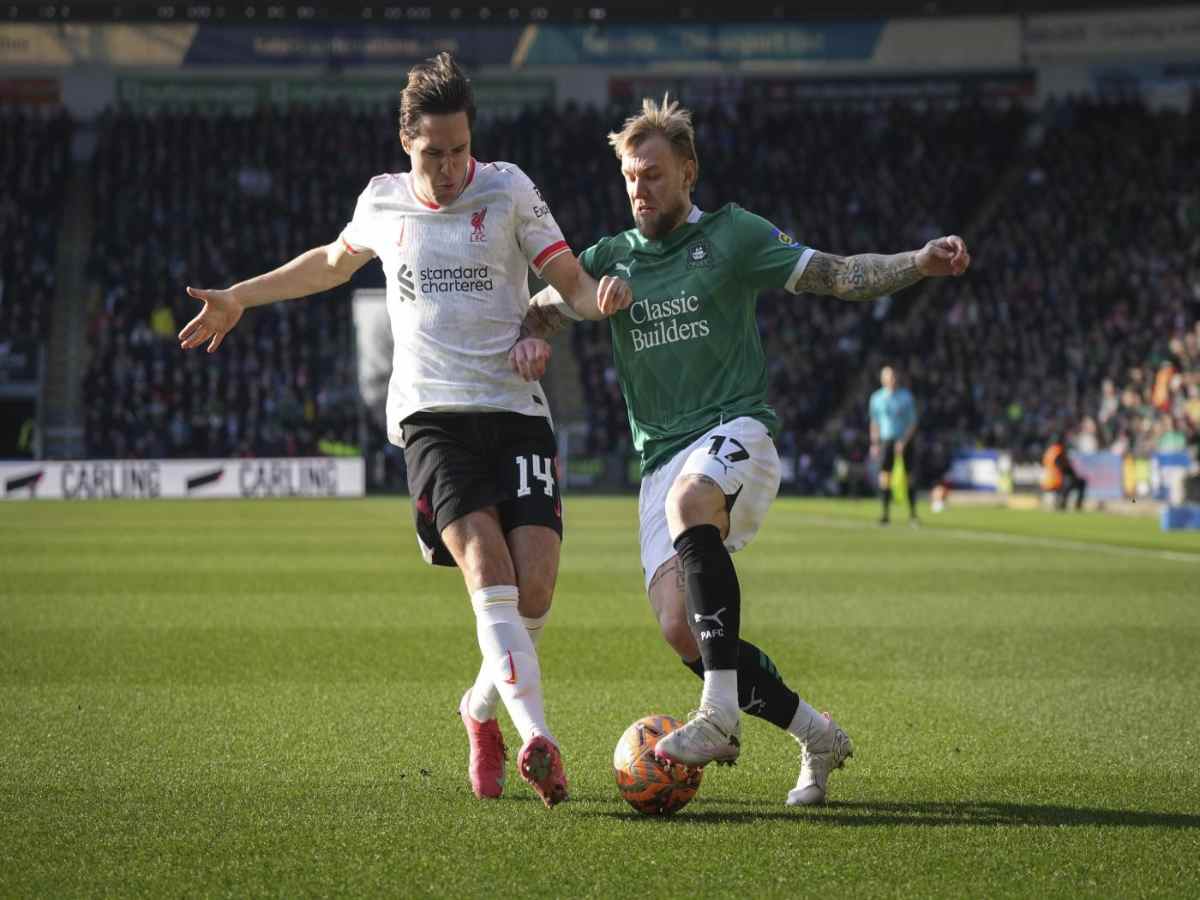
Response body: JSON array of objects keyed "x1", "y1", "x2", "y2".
[
  {"x1": 860, "y1": 97, "x2": 1199, "y2": 469},
  {"x1": 0, "y1": 105, "x2": 72, "y2": 347},
  {"x1": 78, "y1": 94, "x2": 1198, "y2": 478}
]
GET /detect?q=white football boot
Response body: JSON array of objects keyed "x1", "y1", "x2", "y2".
[
  {"x1": 787, "y1": 711, "x2": 853, "y2": 806},
  {"x1": 654, "y1": 707, "x2": 741, "y2": 767}
]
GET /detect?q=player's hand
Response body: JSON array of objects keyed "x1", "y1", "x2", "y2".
[
  {"x1": 179, "y1": 286, "x2": 244, "y2": 353},
  {"x1": 869, "y1": 441, "x2": 880, "y2": 459},
  {"x1": 597, "y1": 275, "x2": 633, "y2": 317},
  {"x1": 509, "y1": 336, "x2": 551, "y2": 382},
  {"x1": 915, "y1": 235, "x2": 970, "y2": 278},
  {"x1": 896, "y1": 439, "x2": 907, "y2": 455}
]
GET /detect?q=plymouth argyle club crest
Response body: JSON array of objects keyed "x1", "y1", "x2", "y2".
[{"x1": 686, "y1": 239, "x2": 712, "y2": 268}]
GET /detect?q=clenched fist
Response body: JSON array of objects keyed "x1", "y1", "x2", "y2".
[
  {"x1": 597, "y1": 274, "x2": 633, "y2": 316},
  {"x1": 509, "y1": 336, "x2": 552, "y2": 382},
  {"x1": 915, "y1": 235, "x2": 971, "y2": 278}
]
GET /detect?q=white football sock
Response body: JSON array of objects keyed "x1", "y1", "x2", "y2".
[
  {"x1": 787, "y1": 697, "x2": 828, "y2": 746},
  {"x1": 468, "y1": 610, "x2": 549, "y2": 723},
  {"x1": 700, "y1": 669, "x2": 739, "y2": 728},
  {"x1": 468, "y1": 587, "x2": 552, "y2": 745}
]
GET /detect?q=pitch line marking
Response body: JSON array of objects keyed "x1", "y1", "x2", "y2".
[{"x1": 793, "y1": 514, "x2": 1200, "y2": 565}]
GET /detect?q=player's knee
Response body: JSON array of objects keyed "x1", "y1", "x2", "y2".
[
  {"x1": 516, "y1": 579, "x2": 554, "y2": 618},
  {"x1": 666, "y1": 476, "x2": 726, "y2": 533}
]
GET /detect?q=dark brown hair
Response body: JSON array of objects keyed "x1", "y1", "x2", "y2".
[{"x1": 399, "y1": 51, "x2": 476, "y2": 139}]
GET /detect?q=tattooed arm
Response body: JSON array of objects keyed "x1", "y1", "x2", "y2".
[
  {"x1": 508, "y1": 284, "x2": 582, "y2": 381},
  {"x1": 796, "y1": 235, "x2": 970, "y2": 302},
  {"x1": 519, "y1": 290, "x2": 577, "y2": 340}
]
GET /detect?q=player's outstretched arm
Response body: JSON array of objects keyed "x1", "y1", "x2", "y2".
[
  {"x1": 797, "y1": 235, "x2": 970, "y2": 302},
  {"x1": 180, "y1": 241, "x2": 374, "y2": 353}
]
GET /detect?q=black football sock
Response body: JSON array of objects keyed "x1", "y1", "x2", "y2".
[
  {"x1": 673, "y1": 524, "x2": 740, "y2": 672},
  {"x1": 908, "y1": 487, "x2": 918, "y2": 519},
  {"x1": 881, "y1": 485, "x2": 892, "y2": 520},
  {"x1": 683, "y1": 638, "x2": 801, "y2": 730}
]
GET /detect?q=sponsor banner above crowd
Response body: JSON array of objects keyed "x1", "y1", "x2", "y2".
[
  {"x1": 0, "y1": 458, "x2": 364, "y2": 501},
  {"x1": 0, "y1": 22, "x2": 520, "y2": 67},
  {"x1": 0, "y1": 77, "x2": 60, "y2": 104},
  {"x1": 522, "y1": 22, "x2": 885, "y2": 66},
  {"x1": 1023, "y1": 6, "x2": 1200, "y2": 61},
  {"x1": 6, "y1": 11, "x2": 1195, "y2": 71},
  {"x1": 183, "y1": 23, "x2": 522, "y2": 66},
  {"x1": 0, "y1": 17, "x2": 1011, "y2": 70},
  {"x1": 610, "y1": 70, "x2": 1035, "y2": 108},
  {"x1": 115, "y1": 76, "x2": 553, "y2": 114}
]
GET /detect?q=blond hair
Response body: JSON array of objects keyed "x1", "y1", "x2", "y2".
[{"x1": 607, "y1": 94, "x2": 699, "y2": 180}]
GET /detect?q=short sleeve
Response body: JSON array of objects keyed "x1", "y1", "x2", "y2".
[
  {"x1": 578, "y1": 239, "x2": 611, "y2": 280},
  {"x1": 340, "y1": 184, "x2": 377, "y2": 257},
  {"x1": 512, "y1": 168, "x2": 571, "y2": 275},
  {"x1": 730, "y1": 205, "x2": 815, "y2": 294}
]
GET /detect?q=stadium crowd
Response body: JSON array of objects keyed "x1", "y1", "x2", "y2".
[
  {"x1": 0, "y1": 105, "x2": 72, "y2": 348},
  {"x1": 77, "y1": 94, "x2": 1198, "y2": 482},
  {"x1": 82, "y1": 105, "x2": 392, "y2": 458},
  {"x1": 862, "y1": 97, "x2": 1200, "y2": 474}
]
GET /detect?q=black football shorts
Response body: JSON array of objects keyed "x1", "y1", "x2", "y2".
[
  {"x1": 881, "y1": 438, "x2": 916, "y2": 477},
  {"x1": 400, "y1": 411, "x2": 563, "y2": 567}
]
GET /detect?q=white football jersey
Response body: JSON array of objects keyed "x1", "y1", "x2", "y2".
[{"x1": 340, "y1": 158, "x2": 571, "y2": 446}]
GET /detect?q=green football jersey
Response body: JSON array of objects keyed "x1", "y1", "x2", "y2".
[{"x1": 579, "y1": 203, "x2": 813, "y2": 474}]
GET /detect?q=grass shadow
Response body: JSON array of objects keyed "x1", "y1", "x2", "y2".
[{"x1": 580, "y1": 800, "x2": 1200, "y2": 828}]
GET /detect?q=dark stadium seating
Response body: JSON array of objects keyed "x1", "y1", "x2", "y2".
[
  {"x1": 79, "y1": 95, "x2": 1199, "y2": 476},
  {"x1": 83, "y1": 106, "x2": 394, "y2": 458},
  {"x1": 864, "y1": 97, "x2": 1200, "y2": 469},
  {"x1": 0, "y1": 105, "x2": 72, "y2": 347}
]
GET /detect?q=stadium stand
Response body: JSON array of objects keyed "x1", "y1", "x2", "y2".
[
  {"x1": 0, "y1": 104, "x2": 72, "y2": 348},
  {"x1": 82, "y1": 106, "x2": 394, "y2": 458},
  {"x1": 863, "y1": 97, "x2": 1200, "y2": 471},
  {"x1": 76, "y1": 94, "x2": 1198, "y2": 482}
]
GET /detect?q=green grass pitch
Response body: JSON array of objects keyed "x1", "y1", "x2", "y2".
[{"x1": 2, "y1": 496, "x2": 1199, "y2": 898}]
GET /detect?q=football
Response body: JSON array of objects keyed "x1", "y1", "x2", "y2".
[{"x1": 613, "y1": 714, "x2": 704, "y2": 815}]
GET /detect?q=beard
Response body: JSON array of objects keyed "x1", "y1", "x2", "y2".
[{"x1": 633, "y1": 196, "x2": 689, "y2": 240}]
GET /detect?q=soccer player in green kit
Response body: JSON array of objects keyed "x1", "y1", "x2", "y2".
[{"x1": 516, "y1": 97, "x2": 970, "y2": 805}]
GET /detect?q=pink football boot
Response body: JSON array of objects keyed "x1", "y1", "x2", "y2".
[
  {"x1": 458, "y1": 689, "x2": 507, "y2": 799},
  {"x1": 517, "y1": 735, "x2": 569, "y2": 808}
]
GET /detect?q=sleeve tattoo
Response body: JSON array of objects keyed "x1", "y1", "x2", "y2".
[
  {"x1": 796, "y1": 250, "x2": 924, "y2": 302},
  {"x1": 519, "y1": 302, "x2": 574, "y2": 341}
]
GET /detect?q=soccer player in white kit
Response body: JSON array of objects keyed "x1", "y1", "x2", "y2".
[{"x1": 179, "y1": 53, "x2": 631, "y2": 808}]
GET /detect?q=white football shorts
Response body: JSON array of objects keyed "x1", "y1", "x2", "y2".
[{"x1": 638, "y1": 416, "x2": 782, "y2": 591}]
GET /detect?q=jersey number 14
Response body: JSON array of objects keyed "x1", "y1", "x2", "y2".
[{"x1": 516, "y1": 455, "x2": 555, "y2": 497}]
